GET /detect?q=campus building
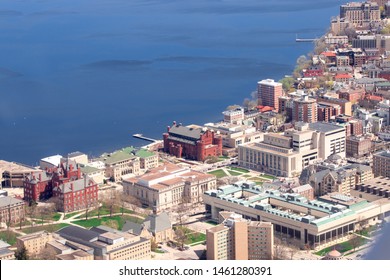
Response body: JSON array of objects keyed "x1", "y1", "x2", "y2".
[
  {"x1": 203, "y1": 181, "x2": 390, "y2": 249},
  {"x1": 207, "y1": 212, "x2": 273, "y2": 260},
  {"x1": 123, "y1": 163, "x2": 217, "y2": 211},
  {"x1": 257, "y1": 79, "x2": 283, "y2": 111},
  {"x1": 163, "y1": 123, "x2": 222, "y2": 162}
]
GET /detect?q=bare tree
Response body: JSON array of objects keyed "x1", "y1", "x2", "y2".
[
  {"x1": 25, "y1": 204, "x2": 37, "y2": 227},
  {"x1": 174, "y1": 227, "x2": 188, "y2": 250},
  {"x1": 273, "y1": 238, "x2": 288, "y2": 260}
]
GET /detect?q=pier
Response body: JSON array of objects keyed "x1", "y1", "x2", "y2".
[
  {"x1": 295, "y1": 38, "x2": 317, "y2": 42},
  {"x1": 132, "y1": 133, "x2": 158, "y2": 142}
]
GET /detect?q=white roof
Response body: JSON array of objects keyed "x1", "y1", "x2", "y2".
[{"x1": 40, "y1": 155, "x2": 63, "y2": 166}]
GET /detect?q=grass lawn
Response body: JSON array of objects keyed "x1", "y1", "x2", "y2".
[
  {"x1": 227, "y1": 170, "x2": 242, "y2": 176},
  {"x1": 185, "y1": 232, "x2": 206, "y2": 245},
  {"x1": 315, "y1": 237, "x2": 369, "y2": 256},
  {"x1": 0, "y1": 230, "x2": 21, "y2": 245},
  {"x1": 205, "y1": 220, "x2": 218, "y2": 226},
  {"x1": 22, "y1": 223, "x2": 69, "y2": 234},
  {"x1": 228, "y1": 167, "x2": 250, "y2": 173},
  {"x1": 72, "y1": 215, "x2": 143, "y2": 230},
  {"x1": 260, "y1": 174, "x2": 276, "y2": 180},
  {"x1": 64, "y1": 211, "x2": 83, "y2": 219},
  {"x1": 78, "y1": 206, "x2": 137, "y2": 219},
  {"x1": 52, "y1": 213, "x2": 62, "y2": 221},
  {"x1": 208, "y1": 169, "x2": 227, "y2": 178}
]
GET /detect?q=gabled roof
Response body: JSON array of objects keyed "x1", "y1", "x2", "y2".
[
  {"x1": 143, "y1": 212, "x2": 172, "y2": 234},
  {"x1": 168, "y1": 125, "x2": 203, "y2": 140},
  {"x1": 122, "y1": 221, "x2": 144, "y2": 235}
]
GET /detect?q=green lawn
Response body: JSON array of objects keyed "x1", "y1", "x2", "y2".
[
  {"x1": 22, "y1": 223, "x2": 69, "y2": 234},
  {"x1": 52, "y1": 213, "x2": 62, "y2": 221},
  {"x1": 260, "y1": 174, "x2": 276, "y2": 180},
  {"x1": 185, "y1": 232, "x2": 206, "y2": 245},
  {"x1": 78, "y1": 205, "x2": 137, "y2": 219},
  {"x1": 205, "y1": 220, "x2": 218, "y2": 226},
  {"x1": 72, "y1": 215, "x2": 143, "y2": 230},
  {"x1": 0, "y1": 230, "x2": 21, "y2": 245},
  {"x1": 228, "y1": 167, "x2": 250, "y2": 173},
  {"x1": 315, "y1": 237, "x2": 369, "y2": 256},
  {"x1": 208, "y1": 169, "x2": 227, "y2": 178},
  {"x1": 64, "y1": 211, "x2": 83, "y2": 219},
  {"x1": 227, "y1": 170, "x2": 242, "y2": 176}
]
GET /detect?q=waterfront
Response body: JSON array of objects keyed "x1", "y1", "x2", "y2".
[{"x1": 0, "y1": 0, "x2": 344, "y2": 164}]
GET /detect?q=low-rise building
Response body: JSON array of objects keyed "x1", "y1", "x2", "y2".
[
  {"x1": 98, "y1": 150, "x2": 141, "y2": 182},
  {"x1": 0, "y1": 160, "x2": 37, "y2": 188},
  {"x1": 16, "y1": 231, "x2": 53, "y2": 257},
  {"x1": 57, "y1": 225, "x2": 151, "y2": 260},
  {"x1": 135, "y1": 149, "x2": 159, "y2": 170},
  {"x1": 0, "y1": 196, "x2": 25, "y2": 226},
  {"x1": 373, "y1": 150, "x2": 390, "y2": 177},
  {"x1": 0, "y1": 240, "x2": 15, "y2": 260},
  {"x1": 346, "y1": 136, "x2": 372, "y2": 158},
  {"x1": 123, "y1": 163, "x2": 217, "y2": 211}
]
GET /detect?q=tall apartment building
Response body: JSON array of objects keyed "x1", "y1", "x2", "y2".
[
  {"x1": 257, "y1": 79, "x2": 283, "y2": 111},
  {"x1": 222, "y1": 107, "x2": 245, "y2": 124},
  {"x1": 238, "y1": 122, "x2": 346, "y2": 177},
  {"x1": 373, "y1": 150, "x2": 390, "y2": 177},
  {"x1": 293, "y1": 95, "x2": 317, "y2": 123},
  {"x1": 206, "y1": 212, "x2": 273, "y2": 260},
  {"x1": 340, "y1": 2, "x2": 380, "y2": 27}
]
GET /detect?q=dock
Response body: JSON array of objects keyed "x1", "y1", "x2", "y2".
[{"x1": 132, "y1": 133, "x2": 158, "y2": 142}]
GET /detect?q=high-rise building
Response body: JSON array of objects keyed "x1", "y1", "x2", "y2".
[
  {"x1": 340, "y1": 2, "x2": 380, "y2": 27},
  {"x1": 293, "y1": 95, "x2": 317, "y2": 123},
  {"x1": 257, "y1": 79, "x2": 283, "y2": 111},
  {"x1": 206, "y1": 212, "x2": 273, "y2": 260}
]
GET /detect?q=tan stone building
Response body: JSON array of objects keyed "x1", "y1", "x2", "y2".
[
  {"x1": 207, "y1": 212, "x2": 273, "y2": 260},
  {"x1": 56, "y1": 250, "x2": 94, "y2": 260},
  {"x1": 0, "y1": 160, "x2": 36, "y2": 188},
  {"x1": 16, "y1": 231, "x2": 53, "y2": 257},
  {"x1": 0, "y1": 240, "x2": 15, "y2": 260},
  {"x1": 135, "y1": 149, "x2": 159, "y2": 170},
  {"x1": 0, "y1": 196, "x2": 25, "y2": 226},
  {"x1": 123, "y1": 163, "x2": 217, "y2": 211},
  {"x1": 98, "y1": 150, "x2": 141, "y2": 182}
]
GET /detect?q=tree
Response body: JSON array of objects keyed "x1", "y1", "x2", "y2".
[
  {"x1": 174, "y1": 227, "x2": 188, "y2": 250},
  {"x1": 25, "y1": 204, "x2": 37, "y2": 227},
  {"x1": 15, "y1": 245, "x2": 29, "y2": 260},
  {"x1": 151, "y1": 239, "x2": 158, "y2": 252},
  {"x1": 37, "y1": 205, "x2": 55, "y2": 225},
  {"x1": 273, "y1": 238, "x2": 288, "y2": 260},
  {"x1": 103, "y1": 190, "x2": 120, "y2": 217},
  {"x1": 279, "y1": 76, "x2": 295, "y2": 93}
]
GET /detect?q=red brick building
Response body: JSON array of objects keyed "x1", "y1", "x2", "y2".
[
  {"x1": 24, "y1": 171, "x2": 53, "y2": 202},
  {"x1": 163, "y1": 123, "x2": 222, "y2": 161},
  {"x1": 338, "y1": 88, "x2": 365, "y2": 103},
  {"x1": 24, "y1": 159, "x2": 98, "y2": 212}
]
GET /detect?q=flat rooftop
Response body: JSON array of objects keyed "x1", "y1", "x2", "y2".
[
  {"x1": 0, "y1": 160, "x2": 36, "y2": 173},
  {"x1": 309, "y1": 122, "x2": 344, "y2": 133}
]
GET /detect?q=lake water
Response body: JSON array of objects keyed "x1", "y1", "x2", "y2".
[{"x1": 0, "y1": 0, "x2": 345, "y2": 165}]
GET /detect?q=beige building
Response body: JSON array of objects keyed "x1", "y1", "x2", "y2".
[
  {"x1": 123, "y1": 163, "x2": 217, "y2": 211},
  {"x1": 67, "y1": 152, "x2": 88, "y2": 165},
  {"x1": 204, "y1": 122, "x2": 264, "y2": 148},
  {"x1": 135, "y1": 149, "x2": 159, "y2": 170},
  {"x1": 56, "y1": 250, "x2": 94, "y2": 260},
  {"x1": 238, "y1": 122, "x2": 345, "y2": 178},
  {"x1": 16, "y1": 231, "x2": 53, "y2": 257},
  {"x1": 207, "y1": 212, "x2": 273, "y2": 260},
  {"x1": 98, "y1": 150, "x2": 141, "y2": 182},
  {"x1": 203, "y1": 181, "x2": 390, "y2": 249},
  {"x1": 57, "y1": 225, "x2": 151, "y2": 260},
  {"x1": 340, "y1": 2, "x2": 380, "y2": 27},
  {"x1": 0, "y1": 160, "x2": 37, "y2": 188},
  {"x1": 80, "y1": 164, "x2": 105, "y2": 185}
]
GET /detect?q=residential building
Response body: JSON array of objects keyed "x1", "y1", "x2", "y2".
[
  {"x1": 293, "y1": 95, "x2": 317, "y2": 123},
  {"x1": 0, "y1": 196, "x2": 25, "y2": 226},
  {"x1": 222, "y1": 107, "x2": 245, "y2": 124},
  {"x1": 57, "y1": 225, "x2": 151, "y2": 260},
  {"x1": 16, "y1": 231, "x2": 53, "y2": 257},
  {"x1": 317, "y1": 102, "x2": 341, "y2": 122},
  {"x1": 203, "y1": 181, "x2": 390, "y2": 249},
  {"x1": 206, "y1": 212, "x2": 273, "y2": 260},
  {"x1": 340, "y1": 2, "x2": 380, "y2": 27},
  {"x1": 257, "y1": 79, "x2": 283, "y2": 111},
  {"x1": 317, "y1": 96, "x2": 352, "y2": 116},
  {"x1": 325, "y1": 34, "x2": 349, "y2": 45},
  {"x1": 346, "y1": 136, "x2": 372, "y2": 157},
  {"x1": 373, "y1": 150, "x2": 390, "y2": 177},
  {"x1": 163, "y1": 123, "x2": 222, "y2": 162},
  {"x1": 123, "y1": 163, "x2": 217, "y2": 211},
  {"x1": 0, "y1": 160, "x2": 36, "y2": 188}
]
